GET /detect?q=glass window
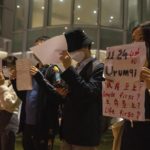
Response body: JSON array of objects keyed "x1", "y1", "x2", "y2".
[
  {"x1": 143, "y1": 0, "x2": 150, "y2": 21},
  {"x1": 128, "y1": 0, "x2": 139, "y2": 31},
  {"x1": 27, "y1": 29, "x2": 45, "y2": 49},
  {"x1": 49, "y1": 0, "x2": 71, "y2": 25},
  {"x1": 12, "y1": 32, "x2": 23, "y2": 52},
  {"x1": 127, "y1": 0, "x2": 140, "y2": 43},
  {"x1": 14, "y1": 0, "x2": 24, "y2": 31},
  {"x1": 74, "y1": 0, "x2": 98, "y2": 25},
  {"x1": 100, "y1": 29, "x2": 123, "y2": 50},
  {"x1": 31, "y1": 0, "x2": 45, "y2": 28},
  {"x1": 101, "y1": 0, "x2": 123, "y2": 28}
]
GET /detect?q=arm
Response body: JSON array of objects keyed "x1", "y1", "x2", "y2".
[
  {"x1": 9, "y1": 68, "x2": 26, "y2": 101},
  {"x1": 140, "y1": 67, "x2": 150, "y2": 89},
  {"x1": 61, "y1": 64, "x2": 104, "y2": 102},
  {"x1": 33, "y1": 71, "x2": 63, "y2": 103},
  {"x1": 0, "y1": 84, "x2": 20, "y2": 112},
  {"x1": 11, "y1": 79, "x2": 26, "y2": 101}
]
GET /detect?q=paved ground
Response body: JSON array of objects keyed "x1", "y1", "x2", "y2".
[{"x1": 16, "y1": 129, "x2": 113, "y2": 150}]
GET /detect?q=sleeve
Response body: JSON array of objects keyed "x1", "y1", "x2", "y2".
[
  {"x1": 61, "y1": 64, "x2": 104, "y2": 103},
  {"x1": 0, "y1": 85, "x2": 20, "y2": 112},
  {"x1": 33, "y1": 71, "x2": 63, "y2": 103},
  {"x1": 11, "y1": 79, "x2": 26, "y2": 101}
]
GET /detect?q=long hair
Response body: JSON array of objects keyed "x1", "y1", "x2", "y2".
[{"x1": 140, "y1": 21, "x2": 150, "y2": 68}]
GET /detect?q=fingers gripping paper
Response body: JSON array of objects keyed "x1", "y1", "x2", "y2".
[
  {"x1": 16, "y1": 59, "x2": 32, "y2": 91},
  {"x1": 30, "y1": 35, "x2": 67, "y2": 65}
]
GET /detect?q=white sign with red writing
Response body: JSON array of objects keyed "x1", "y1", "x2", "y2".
[
  {"x1": 103, "y1": 80, "x2": 146, "y2": 121},
  {"x1": 104, "y1": 42, "x2": 146, "y2": 82},
  {"x1": 103, "y1": 42, "x2": 147, "y2": 121}
]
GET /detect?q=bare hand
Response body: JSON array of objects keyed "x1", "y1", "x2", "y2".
[
  {"x1": 59, "y1": 50, "x2": 72, "y2": 69},
  {"x1": 140, "y1": 67, "x2": 150, "y2": 89},
  {"x1": 30, "y1": 66, "x2": 39, "y2": 76},
  {"x1": 10, "y1": 69, "x2": 16, "y2": 80},
  {"x1": 0, "y1": 71, "x2": 5, "y2": 85}
]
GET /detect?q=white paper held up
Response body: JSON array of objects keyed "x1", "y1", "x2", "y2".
[
  {"x1": 16, "y1": 59, "x2": 32, "y2": 91},
  {"x1": 30, "y1": 35, "x2": 67, "y2": 65}
]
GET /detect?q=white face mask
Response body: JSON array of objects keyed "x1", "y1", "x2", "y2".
[
  {"x1": 70, "y1": 51, "x2": 85, "y2": 63},
  {"x1": 2, "y1": 67, "x2": 10, "y2": 78}
]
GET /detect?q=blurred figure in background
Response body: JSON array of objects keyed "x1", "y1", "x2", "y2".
[
  {"x1": 0, "y1": 56, "x2": 21, "y2": 150},
  {"x1": 11, "y1": 36, "x2": 62, "y2": 150}
]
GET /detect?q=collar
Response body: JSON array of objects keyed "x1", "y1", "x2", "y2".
[{"x1": 76, "y1": 57, "x2": 93, "y2": 73}]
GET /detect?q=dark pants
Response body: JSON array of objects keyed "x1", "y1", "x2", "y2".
[
  {"x1": 0, "y1": 130, "x2": 15, "y2": 150},
  {"x1": 0, "y1": 111, "x2": 16, "y2": 150},
  {"x1": 22, "y1": 124, "x2": 54, "y2": 150}
]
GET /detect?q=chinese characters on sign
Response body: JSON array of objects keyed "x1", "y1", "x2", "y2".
[{"x1": 103, "y1": 42, "x2": 146, "y2": 121}]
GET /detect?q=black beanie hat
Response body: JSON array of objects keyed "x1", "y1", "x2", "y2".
[{"x1": 64, "y1": 28, "x2": 92, "y2": 52}]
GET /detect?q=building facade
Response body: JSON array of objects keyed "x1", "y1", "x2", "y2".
[{"x1": 0, "y1": 0, "x2": 150, "y2": 57}]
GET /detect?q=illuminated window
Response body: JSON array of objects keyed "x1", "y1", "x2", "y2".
[
  {"x1": 74, "y1": 0, "x2": 98, "y2": 25},
  {"x1": 31, "y1": 0, "x2": 45, "y2": 28},
  {"x1": 14, "y1": 0, "x2": 24, "y2": 31},
  {"x1": 50, "y1": 0, "x2": 71, "y2": 25},
  {"x1": 143, "y1": 0, "x2": 150, "y2": 21},
  {"x1": 101, "y1": 0, "x2": 123, "y2": 28}
]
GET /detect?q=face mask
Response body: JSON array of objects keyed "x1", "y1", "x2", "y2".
[
  {"x1": 70, "y1": 51, "x2": 85, "y2": 63},
  {"x1": 2, "y1": 67, "x2": 10, "y2": 78}
]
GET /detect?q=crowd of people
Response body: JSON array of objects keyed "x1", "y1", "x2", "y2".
[{"x1": 0, "y1": 21, "x2": 150, "y2": 150}]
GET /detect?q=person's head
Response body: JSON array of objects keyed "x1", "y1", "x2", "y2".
[
  {"x1": 64, "y1": 28, "x2": 92, "y2": 62},
  {"x1": 34, "y1": 36, "x2": 49, "y2": 46},
  {"x1": 131, "y1": 25, "x2": 143, "y2": 42},
  {"x1": 2, "y1": 56, "x2": 17, "y2": 78},
  {"x1": 131, "y1": 21, "x2": 150, "y2": 68}
]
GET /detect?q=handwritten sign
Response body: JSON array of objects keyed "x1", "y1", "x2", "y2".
[
  {"x1": 103, "y1": 42, "x2": 147, "y2": 121},
  {"x1": 104, "y1": 42, "x2": 146, "y2": 82},
  {"x1": 103, "y1": 80, "x2": 146, "y2": 121},
  {"x1": 16, "y1": 59, "x2": 32, "y2": 91}
]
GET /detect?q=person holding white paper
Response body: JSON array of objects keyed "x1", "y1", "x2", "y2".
[
  {"x1": 120, "y1": 21, "x2": 150, "y2": 150},
  {"x1": 11, "y1": 36, "x2": 63, "y2": 150},
  {"x1": 57, "y1": 28, "x2": 104, "y2": 150},
  {"x1": 30, "y1": 35, "x2": 67, "y2": 66}
]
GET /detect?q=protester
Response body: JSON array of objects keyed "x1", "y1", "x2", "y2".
[
  {"x1": 10, "y1": 36, "x2": 62, "y2": 150},
  {"x1": 120, "y1": 21, "x2": 150, "y2": 150},
  {"x1": 0, "y1": 56, "x2": 21, "y2": 150},
  {"x1": 56, "y1": 28, "x2": 104, "y2": 150}
]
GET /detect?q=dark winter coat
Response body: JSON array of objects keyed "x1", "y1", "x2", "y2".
[{"x1": 61, "y1": 58, "x2": 104, "y2": 146}]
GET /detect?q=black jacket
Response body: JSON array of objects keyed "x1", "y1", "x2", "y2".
[
  {"x1": 61, "y1": 58, "x2": 104, "y2": 146},
  {"x1": 121, "y1": 89, "x2": 150, "y2": 150},
  {"x1": 11, "y1": 65, "x2": 62, "y2": 139}
]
